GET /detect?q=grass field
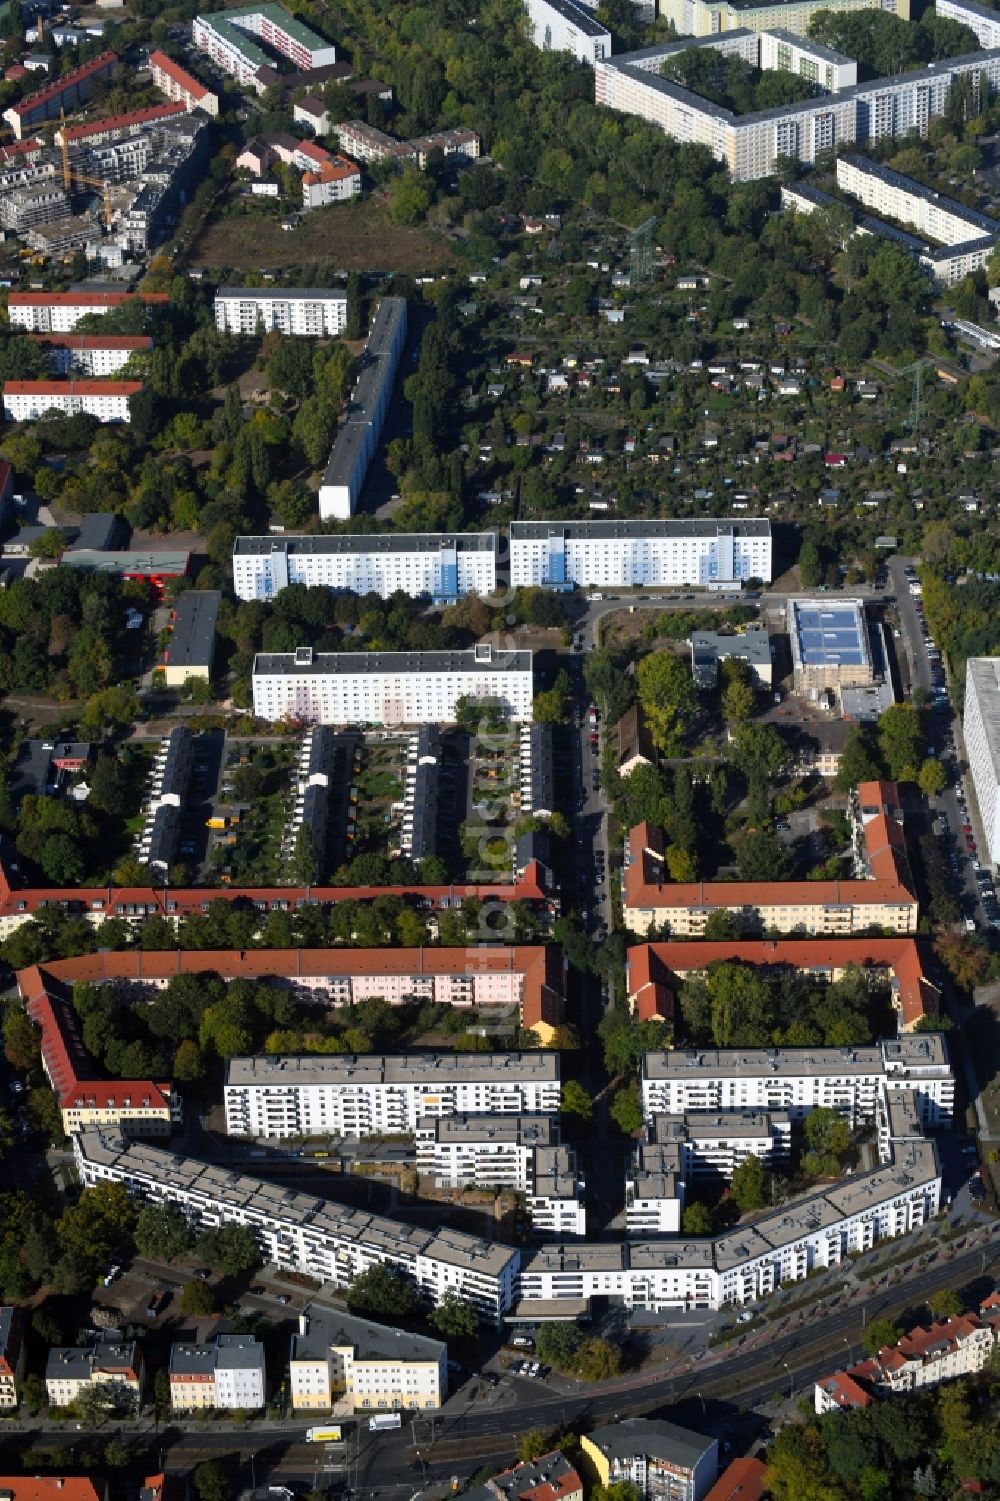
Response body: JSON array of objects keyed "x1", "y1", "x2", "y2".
[{"x1": 189, "y1": 195, "x2": 457, "y2": 273}]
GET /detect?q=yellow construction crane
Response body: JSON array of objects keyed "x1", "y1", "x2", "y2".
[{"x1": 58, "y1": 109, "x2": 113, "y2": 230}]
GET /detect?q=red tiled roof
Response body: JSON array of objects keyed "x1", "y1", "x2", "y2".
[
  {"x1": 704, "y1": 1459, "x2": 769, "y2": 1501},
  {"x1": 28, "y1": 334, "x2": 153, "y2": 351},
  {"x1": 624, "y1": 789, "x2": 916, "y2": 921},
  {"x1": 59, "y1": 101, "x2": 186, "y2": 141},
  {"x1": 627, "y1": 936, "x2": 938, "y2": 1028},
  {"x1": 19, "y1": 944, "x2": 563, "y2": 1035},
  {"x1": 4, "y1": 380, "x2": 143, "y2": 397},
  {"x1": 815, "y1": 1370, "x2": 874, "y2": 1408},
  {"x1": 0, "y1": 1479, "x2": 105, "y2": 1501},
  {"x1": 150, "y1": 49, "x2": 210, "y2": 99},
  {"x1": 0, "y1": 132, "x2": 41, "y2": 155},
  {"x1": 0, "y1": 858, "x2": 549, "y2": 928},
  {"x1": 9, "y1": 50, "x2": 117, "y2": 115},
  {"x1": 8, "y1": 291, "x2": 167, "y2": 307},
  {"x1": 24, "y1": 983, "x2": 172, "y2": 1115}
]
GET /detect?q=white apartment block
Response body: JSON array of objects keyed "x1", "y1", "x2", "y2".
[
  {"x1": 837, "y1": 155, "x2": 1000, "y2": 253},
  {"x1": 661, "y1": 0, "x2": 909, "y2": 36},
  {"x1": 595, "y1": 40, "x2": 1000, "y2": 181},
  {"x1": 816, "y1": 1309, "x2": 999, "y2": 1412},
  {"x1": 28, "y1": 334, "x2": 152, "y2": 376},
  {"x1": 641, "y1": 1037, "x2": 955, "y2": 1130},
  {"x1": 74, "y1": 1127, "x2": 521, "y2": 1322},
  {"x1": 937, "y1": 0, "x2": 1000, "y2": 48},
  {"x1": 963, "y1": 657, "x2": 1000, "y2": 867},
  {"x1": 6, "y1": 291, "x2": 162, "y2": 332},
  {"x1": 251, "y1": 644, "x2": 534, "y2": 726},
  {"x1": 149, "y1": 49, "x2": 219, "y2": 115},
  {"x1": 214, "y1": 286, "x2": 347, "y2": 337},
  {"x1": 192, "y1": 6, "x2": 336, "y2": 92},
  {"x1": 3, "y1": 379, "x2": 142, "y2": 423},
  {"x1": 290, "y1": 1305, "x2": 447, "y2": 1413},
  {"x1": 169, "y1": 1336, "x2": 265, "y2": 1411},
  {"x1": 625, "y1": 1112, "x2": 791, "y2": 1237},
  {"x1": 416, "y1": 1115, "x2": 586, "y2": 1237},
  {"x1": 225, "y1": 1052, "x2": 561, "y2": 1139},
  {"x1": 319, "y1": 296, "x2": 407, "y2": 520},
  {"x1": 757, "y1": 28, "x2": 857, "y2": 90},
  {"x1": 509, "y1": 519, "x2": 772, "y2": 591},
  {"x1": 524, "y1": 0, "x2": 611, "y2": 65},
  {"x1": 233, "y1": 532, "x2": 498, "y2": 603}
]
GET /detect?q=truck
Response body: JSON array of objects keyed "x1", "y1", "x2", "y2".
[
  {"x1": 146, "y1": 1289, "x2": 169, "y2": 1319},
  {"x1": 369, "y1": 1414, "x2": 402, "y2": 1432},
  {"x1": 306, "y1": 1426, "x2": 343, "y2": 1443}
]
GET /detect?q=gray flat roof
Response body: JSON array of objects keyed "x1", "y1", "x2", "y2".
[
  {"x1": 227, "y1": 1051, "x2": 559, "y2": 1087},
  {"x1": 168, "y1": 589, "x2": 220, "y2": 669},
  {"x1": 217, "y1": 287, "x2": 346, "y2": 302},
  {"x1": 419, "y1": 1113, "x2": 556, "y2": 1145},
  {"x1": 235, "y1": 532, "x2": 497, "y2": 557},
  {"x1": 253, "y1": 647, "x2": 532, "y2": 676},
  {"x1": 587, "y1": 1417, "x2": 716, "y2": 1468},
  {"x1": 534, "y1": 0, "x2": 610, "y2": 37},
  {"x1": 691, "y1": 626, "x2": 771, "y2": 667},
  {"x1": 644, "y1": 1036, "x2": 951, "y2": 1080},
  {"x1": 764, "y1": 27, "x2": 853, "y2": 63},
  {"x1": 322, "y1": 297, "x2": 406, "y2": 489},
  {"x1": 967, "y1": 658, "x2": 1000, "y2": 786},
  {"x1": 511, "y1": 518, "x2": 770, "y2": 540},
  {"x1": 292, "y1": 1300, "x2": 446, "y2": 1364}
]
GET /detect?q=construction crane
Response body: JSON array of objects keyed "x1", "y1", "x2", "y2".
[{"x1": 58, "y1": 110, "x2": 113, "y2": 230}]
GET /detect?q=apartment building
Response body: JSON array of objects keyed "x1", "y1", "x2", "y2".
[
  {"x1": 169, "y1": 1336, "x2": 265, "y2": 1411},
  {"x1": 623, "y1": 782, "x2": 918, "y2": 937},
  {"x1": 640, "y1": 1035, "x2": 955, "y2": 1128},
  {"x1": 45, "y1": 1335, "x2": 143, "y2": 1409},
  {"x1": 214, "y1": 285, "x2": 347, "y2": 337},
  {"x1": 161, "y1": 589, "x2": 220, "y2": 686},
  {"x1": 690, "y1": 625, "x2": 772, "y2": 690},
  {"x1": 815, "y1": 1304, "x2": 1000, "y2": 1412},
  {"x1": 626, "y1": 935, "x2": 940, "y2": 1032},
  {"x1": 24, "y1": 978, "x2": 177, "y2": 1137},
  {"x1": 6, "y1": 291, "x2": 167, "y2": 333},
  {"x1": 466, "y1": 1453, "x2": 584, "y2": 1501},
  {"x1": 56, "y1": 101, "x2": 187, "y2": 149},
  {"x1": 524, "y1": 0, "x2": 611, "y2": 65},
  {"x1": 3, "y1": 51, "x2": 118, "y2": 137},
  {"x1": 28, "y1": 333, "x2": 153, "y2": 376},
  {"x1": 416, "y1": 1115, "x2": 586, "y2": 1236},
  {"x1": 301, "y1": 154, "x2": 361, "y2": 207},
  {"x1": 0, "y1": 1482, "x2": 105, "y2": 1501},
  {"x1": 582, "y1": 1419, "x2": 718, "y2": 1501},
  {"x1": 19, "y1": 944, "x2": 565, "y2": 1044},
  {"x1": 251, "y1": 644, "x2": 534, "y2": 726},
  {"x1": 838, "y1": 154, "x2": 1000, "y2": 252},
  {"x1": 0, "y1": 185, "x2": 69, "y2": 233},
  {"x1": 193, "y1": 5, "x2": 336, "y2": 91},
  {"x1": 661, "y1": 0, "x2": 908, "y2": 37},
  {"x1": 289, "y1": 1304, "x2": 446, "y2": 1412},
  {"x1": 3, "y1": 379, "x2": 142, "y2": 423},
  {"x1": 625, "y1": 1112, "x2": 791, "y2": 1236},
  {"x1": 509, "y1": 519, "x2": 772, "y2": 590},
  {"x1": 962, "y1": 657, "x2": 1000, "y2": 866},
  {"x1": 319, "y1": 296, "x2": 407, "y2": 519},
  {"x1": 73, "y1": 1127, "x2": 521, "y2": 1321},
  {"x1": 0, "y1": 1307, "x2": 25, "y2": 1409},
  {"x1": 758, "y1": 28, "x2": 857, "y2": 89},
  {"x1": 407, "y1": 128, "x2": 480, "y2": 169},
  {"x1": 334, "y1": 121, "x2": 417, "y2": 166},
  {"x1": 233, "y1": 531, "x2": 498, "y2": 603},
  {"x1": 224, "y1": 1051, "x2": 562, "y2": 1138},
  {"x1": 595, "y1": 39, "x2": 1000, "y2": 181},
  {"x1": 937, "y1": 0, "x2": 1000, "y2": 45},
  {"x1": 788, "y1": 597, "x2": 873, "y2": 694},
  {"x1": 149, "y1": 49, "x2": 219, "y2": 114}
]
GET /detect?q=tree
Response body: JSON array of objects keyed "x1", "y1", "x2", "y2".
[
  {"x1": 834, "y1": 726, "x2": 883, "y2": 792},
  {"x1": 181, "y1": 1279, "x2": 215, "y2": 1316},
  {"x1": 103, "y1": 1439, "x2": 132, "y2": 1468},
  {"x1": 594, "y1": 1485, "x2": 642, "y2": 1501},
  {"x1": 917, "y1": 758, "x2": 946, "y2": 798},
  {"x1": 194, "y1": 1461, "x2": 231, "y2": 1501},
  {"x1": 174, "y1": 1039, "x2": 204, "y2": 1081},
  {"x1": 730, "y1": 1153, "x2": 767, "y2": 1212},
  {"x1": 878, "y1": 703, "x2": 925, "y2": 782},
  {"x1": 804, "y1": 1106, "x2": 851, "y2": 1158},
  {"x1": 666, "y1": 845, "x2": 697, "y2": 882},
  {"x1": 289, "y1": 824, "x2": 319, "y2": 884},
  {"x1": 682, "y1": 1202, "x2": 714, "y2": 1235},
  {"x1": 707, "y1": 962, "x2": 775, "y2": 1047},
  {"x1": 195, "y1": 1224, "x2": 261, "y2": 1277},
  {"x1": 735, "y1": 829, "x2": 793, "y2": 883},
  {"x1": 721, "y1": 674, "x2": 755, "y2": 724},
  {"x1": 560, "y1": 1079, "x2": 593, "y2": 1122},
  {"x1": 347, "y1": 1263, "x2": 426, "y2": 1321},
  {"x1": 3, "y1": 1006, "x2": 39, "y2": 1072},
  {"x1": 575, "y1": 1336, "x2": 622, "y2": 1381},
  {"x1": 517, "y1": 1430, "x2": 555, "y2": 1463},
  {"x1": 703, "y1": 910, "x2": 740, "y2": 940},
  {"x1": 390, "y1": 168, "x2": 432, "y2": 225},
  {"x1": 610, "y1": 1082, "x2": 644, "y2": 1136},
  {"x1": 134, "y1": 1203, "x2": 192, "y2": 1262},
  {"x1": 635, "y1": 651, "x2": 697, "y2": 756},
  {"x1": 798, "y1": 537, "x2": 822, "y2": 588},
  {"x1": 862, "y1": 1316, "x2": 902, "y2": 1356},
  {"x1": 927, "y1": 1287, "x2": 963, "y2": 1319},
  {"x1": 429, "y1": 1292, "x2": 478, "y2": 1340},
  {"x1": 535, "y1": 1321, "x2": 583, "y2": 1370}
]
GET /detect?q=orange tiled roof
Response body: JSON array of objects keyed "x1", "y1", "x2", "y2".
[{"x1": 704, "y1": 1458, "x2": 769, "y2": 1501}]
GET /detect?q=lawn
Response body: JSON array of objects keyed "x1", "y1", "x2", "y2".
[{"x1": 190, "y1": 194, "x2": 457, "y2": 273}]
